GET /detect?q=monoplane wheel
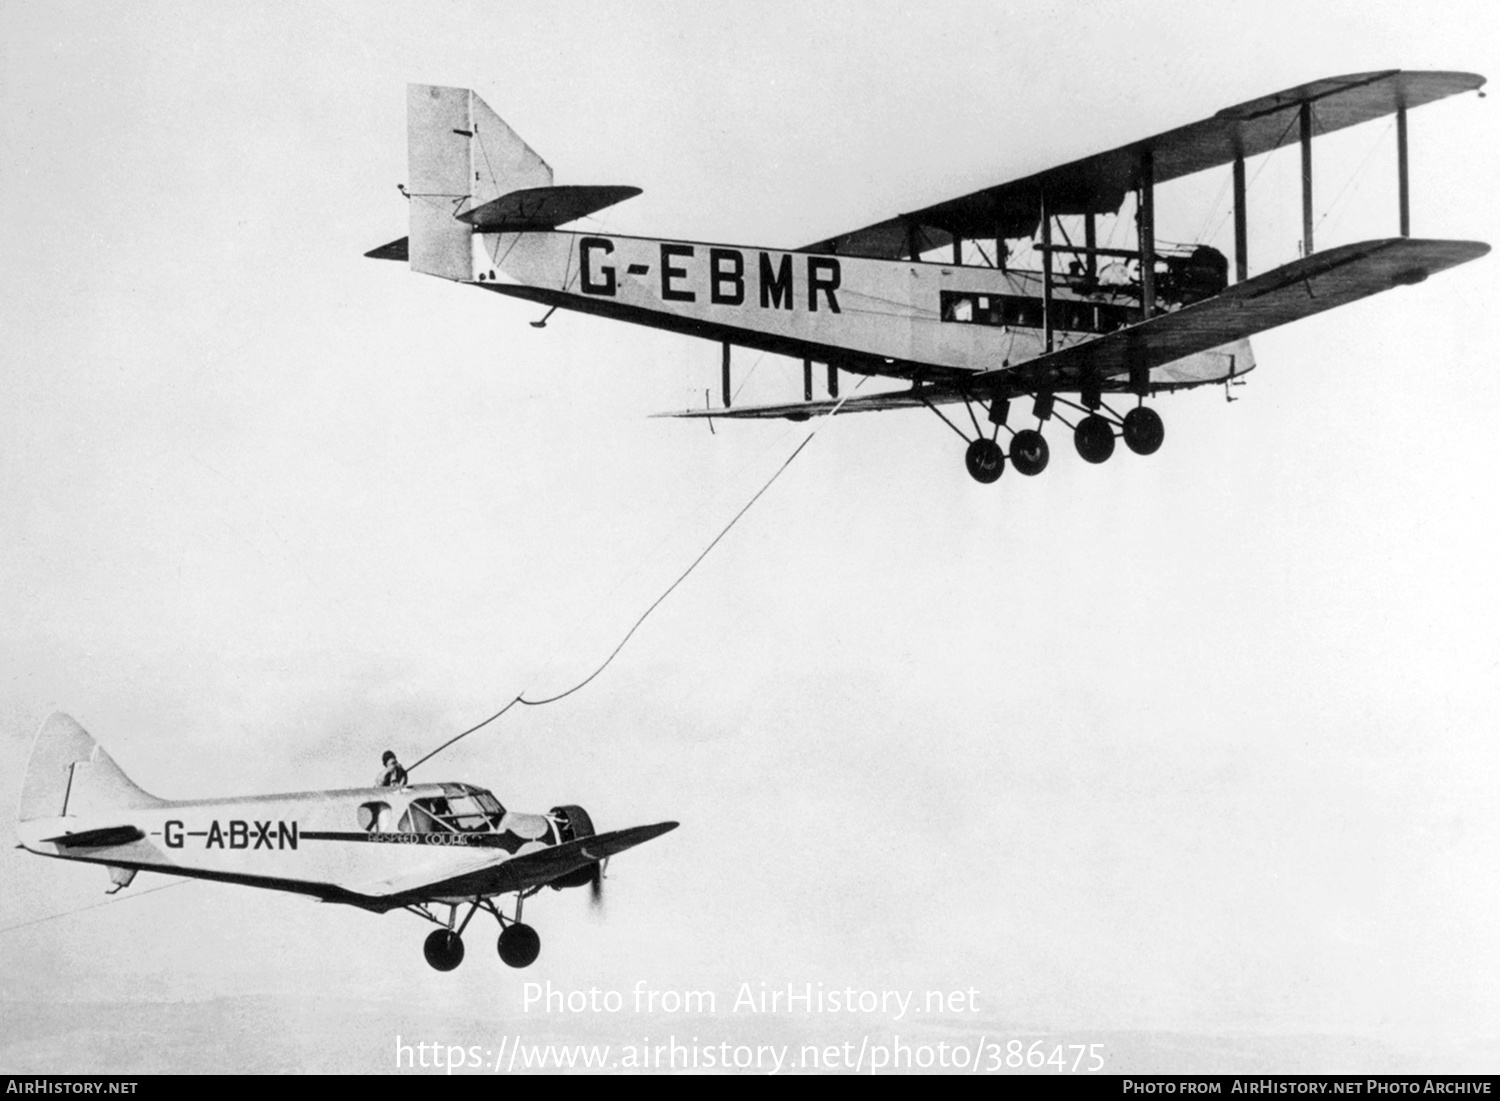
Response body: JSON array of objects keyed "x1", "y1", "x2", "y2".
[
  {"x1": 1009, "y1": 429, "x2": 1050, "y2": 476},
  {"x1": 1073, "y1": 415, "x2": 1116, "y2": 464},
  {"x1": 964, "y1": 438, "x2": 1005, "y2": 483},
  {"x1": 1122, "y1": 406, "x2": 1165, "y2": 456},
  {"x1": 424, "y1": 929, "x2": 465, "y2": 972},
  {"x1": 498, "y1": 923, "x2": 542, "y2": 968}
]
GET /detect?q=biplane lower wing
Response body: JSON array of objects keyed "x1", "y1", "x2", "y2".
[
  {"x1": 347, "y1": 821, "x2": 679, "y2": 906},
  {"x1": 972, "y1": 237, "x2": 1489, "y2": 394},
  {"x1": 662, "y1": 237, "x2": 1488, "y2": 420}
]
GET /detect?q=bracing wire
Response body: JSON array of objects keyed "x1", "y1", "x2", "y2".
[
  {"x1": 1318, "y1": 120, "x2": 1395, "y2": 237},
  {"x1": 406, "y1": 381, "x2": 863, "y2": 774},
  {"x1": 1206, "y1": 109, "x2": 1303, "y2": 245}
]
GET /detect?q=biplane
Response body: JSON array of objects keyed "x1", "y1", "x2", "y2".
[
  {"x1": 368, "y1": 72, "x2": 1487, "y2": 483},
  {"x1": 16, "y1": 713, "x2": 677, "y2": 971}
]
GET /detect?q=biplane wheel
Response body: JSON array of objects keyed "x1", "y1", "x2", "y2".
[
  {"x1": 424, "y1": 929, "x2": 465, "y2": 972},
  {"x1": 1122, "y1": 406, "x2": 1165, "y2": 456},
  {"x1": 1074, "y1": 415, "x2": 1116, "y2": 464},
  {"x1": 1009, "y1": 429, "x2": 1050, "y2": 476},
  {"x1": 498, "y1": 922, "x2": 542, "y2": 968},
  {"x1": 964, "y1": 438, "x2": 1005, "y2": 484}
]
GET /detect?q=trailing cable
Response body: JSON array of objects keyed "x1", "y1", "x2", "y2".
[{"x1": 406, "y1": 381, "x2": 861, "y2": 774}]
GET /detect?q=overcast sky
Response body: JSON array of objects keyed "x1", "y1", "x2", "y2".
[{"x1": 2, "y1": 0, "x2": 1497, "y2": 1075}]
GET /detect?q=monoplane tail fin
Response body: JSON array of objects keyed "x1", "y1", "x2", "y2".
[{"x1": 18, "y1": 713, "x2": 164, "y2": 823}]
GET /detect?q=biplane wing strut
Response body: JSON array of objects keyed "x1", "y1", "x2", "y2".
[{"x1": 800, "y1": 70, "x2": 1485, "y2": 265}]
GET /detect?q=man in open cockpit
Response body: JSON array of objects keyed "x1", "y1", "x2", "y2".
[{"x1": 377, "y1": 750, "x2": 408, "y2": 788}]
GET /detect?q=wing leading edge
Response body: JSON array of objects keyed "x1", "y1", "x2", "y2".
[
  {"x1": 801, "y1": 71, "x2": 1484, "y2": 259},
  {"x1": 662, "y1": 237, "x2": 1488, "y2": 420},
  {"x1": 346, "y1": 821, "x2": 679, "y2": 905}
]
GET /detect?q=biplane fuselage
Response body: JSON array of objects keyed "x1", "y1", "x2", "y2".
[
  {"x1": 475, "y1": 230, "x2": 1245, "y2": 389},
  {"x1": 370, "y1": 71, "x2": 1488, "y2": 481}
]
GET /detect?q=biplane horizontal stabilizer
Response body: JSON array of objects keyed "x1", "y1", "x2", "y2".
[
  {"x1": 458, "y1": 185, "x2": 642, "y2": 231},
  {"x1": 364, "y1": 237, "x2": 408, "y2": 262}
]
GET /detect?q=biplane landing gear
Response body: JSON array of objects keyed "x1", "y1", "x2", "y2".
[
  {"x1": 1073, "y1": 415, "x2": 1116, "y2": 464},
  {"x1": 424, "y1": 929, "x2": 465, "y2": 972},
  {"x1": 498, "y1": 923, "x2": 542, "y2": 968},
  {"x1": 1009, "y1": 429, "x2": 1050, "y2": 476},
  {"x1": 1122, "y1": 406, "x2": 1165, "y2": 455},
  {"x1": 964, "y1": 439, "x2": 1005, "y2": 483}
]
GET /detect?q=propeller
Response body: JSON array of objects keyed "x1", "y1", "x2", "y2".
[
  {"x1": 589, "y1": 861, "x2": 604, "y2": 909},
  {"x1": 550, "y1": 804, "x2": 605, "y2": 909}
]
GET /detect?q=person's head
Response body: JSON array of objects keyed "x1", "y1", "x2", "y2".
[{"x1": 382, "y1": 750, "x2": 397, "y2": 767}]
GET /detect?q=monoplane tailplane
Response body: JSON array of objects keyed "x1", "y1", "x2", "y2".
[
  {"x1": 19, "y1": 713, "x2": 164, "y2": 823},
  {"x1": 407, "y1": 84, "x2": 553, "y2": 281}
]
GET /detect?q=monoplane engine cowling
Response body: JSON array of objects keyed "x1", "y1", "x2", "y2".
[{"x1": 548, "y1": 804, "x2": 598, "y2": 890}]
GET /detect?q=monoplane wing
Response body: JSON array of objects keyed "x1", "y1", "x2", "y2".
[
  {"x1": 475, "y1": 821, "x2": 678, "y2": 894},
  {"x1": 800, "y1": 71, "x2": 1484, "y2": 259},
  {"x1": 345, "y1": 821, "x2": 678, "y2": 905},
  {"x1": 662, "y1": 237, "x2": 1487, "y2": 420}
]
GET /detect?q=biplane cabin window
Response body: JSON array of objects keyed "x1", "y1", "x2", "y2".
[
  {"x1": 944, "y1": 296, "x2": 974, "y2": 322},
  {"x1": 939, "y1": 291, "x2": 1132, "y2": 334},
  {"x1": 396, "y1": 789, "x2": 507, "y2": 834},
  {"x1": 1055, "y1": 301, "x2": 1095, "y2": 332}
]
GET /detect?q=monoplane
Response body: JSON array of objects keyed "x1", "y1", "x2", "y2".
[
  {"x1": 17, "y1": 713, "x2": 676, "y2": 971},
  {"x1": 368, "y1": 72, "x2": 1488, "y2": 483}
]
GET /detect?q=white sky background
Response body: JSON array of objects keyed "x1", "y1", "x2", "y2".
[{"x1": 2, "y1": 0, "x2": 1498, "y2": 1074}]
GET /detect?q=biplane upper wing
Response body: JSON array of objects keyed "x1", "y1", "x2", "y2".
[
  {"x1": 345, "y1": 821, "x2": 678, "y2": 905},
  {"x1": 800, "y1": 71, "x2": 1484, "y2": 259},
  {"x1": 665, "y1": 236, "x2": 1488, "y2": 420}
]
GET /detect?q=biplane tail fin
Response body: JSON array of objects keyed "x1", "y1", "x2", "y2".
[
  {"x1": 18, "y1": 713, "x2": 164, "y2": 823},
  {"x1": 406, "y1": 83, "x2": 553, "y2": 280}
]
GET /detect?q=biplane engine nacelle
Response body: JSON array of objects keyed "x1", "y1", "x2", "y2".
[
  {"x1": 546, "y1": 804, "x2": 600, "y2": 891},
  {"x1": 1162, "y1": 246, "x2": 1229, "y2": 306}
]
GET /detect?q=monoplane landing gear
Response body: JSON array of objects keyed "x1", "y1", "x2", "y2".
[
  {"x1": 1122, "y1": 405, "x2": 1165, "y2": 455},
  {"x1": 498, "y1": 923, "x2": 542, "y2": 968},
  {"x1": 411, "y1": 897, "x2": 487, "y2": 972},
  {"x1": 964, "y1": 438, "x2": 1005, "y2": 484},
  {"x1": 424, "y1": 929, "x2": 465, "y2": 972},
  {"x1": 1009, "y1": 428, "x2": 1049, "y2": 476},
  {"x1": 1073, "y1": 414, "x2": 1116, "y2": 464},
  {"x1": 491, "y1": 890, "x2": 543, "y2": 968}
]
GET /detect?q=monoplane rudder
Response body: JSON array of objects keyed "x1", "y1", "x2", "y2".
[{"x1": 18, "y1": 712, "x2": 163, "y2": 823}]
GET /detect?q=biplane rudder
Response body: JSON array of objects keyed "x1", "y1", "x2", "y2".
[
  {"x1": 407, "y1": 83, "x2": 553, "y2": 281},
  {"x1": 18, "y1": 712, "x2": 164, "y2": 826}
]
